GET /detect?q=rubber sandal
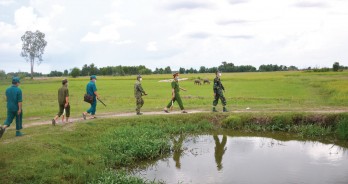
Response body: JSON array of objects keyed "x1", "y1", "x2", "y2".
[{"x1": 0, "y1": 127, "x2": 5, "y2": 139}]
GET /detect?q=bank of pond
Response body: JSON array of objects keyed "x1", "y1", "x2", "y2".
[
  {"x1": 1, "y1": 112, "x2": 348, "y2": 183},
  {"x1": 89, "y1": 113, "x2": 348, "y2": 184}
]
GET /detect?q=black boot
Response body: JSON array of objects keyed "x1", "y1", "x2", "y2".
[{"x1": 212, "y1": 107, "x2": 218, "y2": 112}]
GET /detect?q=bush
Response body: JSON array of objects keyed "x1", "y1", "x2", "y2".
[
  {"x1": 222, "y1": 115, "x2": 243, "y2": 129},
  {"x1": 270, "y1": 114, "x2": 292, "y2": 131},
  {"x1": 298, "y1": 124, "x2": 332, "y2": 138},
  {"x1": 89, "y1": 170, "x2": 151, "y2": 184},
  {"x1": 337, "y1": 118, "x2": 348, "y2": 140}
]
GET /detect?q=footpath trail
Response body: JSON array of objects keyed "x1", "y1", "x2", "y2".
[
  {"x1": 22, "y1": 109, "x2": 348, "y2": 128},
  {"x1": 23, "y1": 110, "x2": 208, "y2": 128}
]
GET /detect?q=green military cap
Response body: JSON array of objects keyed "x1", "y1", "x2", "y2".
[
  {"x1": 12, "y1": 77, "x2": 20, "y2": 84},
  {"x1": 90, "y1": 75, "x2": 97, "y2": 80},
  {"x1": 137, "y1": 74, "x2": 142, "y2": 79}
]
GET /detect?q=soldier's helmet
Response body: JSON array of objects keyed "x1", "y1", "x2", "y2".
[{"x1": 137, "y1": 74, "x2": 142, "y2": 79}]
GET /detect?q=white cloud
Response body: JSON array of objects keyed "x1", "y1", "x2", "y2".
[
  {"x1": 0, "y1": 0, "x2": 14, "y2": 6},
  {"x1": 14, "y1": 7, "x2": 37, "y2": 29},
  {"x1": 105, "y1": 12, "x2": 135, "y2": 27},
  {"x1": 91, "y1": 20, "x2": 102, "y2": 26},
  {"x1": 116, "y1": 40, "x2": 134, "y2": 45},
  {"x1": 146, "y1": 41, "x2": 158, "y2": 51},
  {"x1": 81, "y1": 11, "x2": 135, "y2": 43},
  {"x1": 1, "y1": 0, "x2": 348, "y2": 72},
  {"x1": 81, "y1": 25, "x2": 121, "y2": 43}
]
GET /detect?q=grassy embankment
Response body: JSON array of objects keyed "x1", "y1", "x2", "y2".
[
  {"x1": 1, "y1": 71, "x2": 348, "y2": 183},
  {"x1": 1, "y1": 112, "x2": 348, "y2": 184},
  {"x1": 0, "y1": 71, "x2": 348, "y2": 123}
]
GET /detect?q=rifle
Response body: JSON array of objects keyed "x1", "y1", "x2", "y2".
[{"x1": 97, "y1": 98, "x2": 107, "y2": 107}]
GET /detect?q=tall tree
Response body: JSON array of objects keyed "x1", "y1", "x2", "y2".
[
  {"x1": 333, "y1": 62, "x2": 340, "y2": 72},
  {"x1": 179, "y1": 67, "x2": 186, "y2": 74},
  {"x1": 0, "y1": 70, "x2": 6, "y2": 79},
  {"x1": 164, "y1": 66, "x2": 172, "y2": 74},
  {"x1": 70, "y1": 67, "x2": 81, "y2": 78},
  {"x1": 20, "y1": 30, "x2": 47, "y2": 79},
  {"x1": 63, "y1": 69, "x2": 69, "y2": 76}
]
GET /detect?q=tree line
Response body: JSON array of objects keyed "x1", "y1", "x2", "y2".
[
  {"x1": 66, "y1": 62, "x2": 301, "y2": 78},
  {"x1": 52, "y1": 62, "x2": 347, "y2": 78},
  {"x1": 1, "y1": 62, "x2": 346, "y2": 79}
]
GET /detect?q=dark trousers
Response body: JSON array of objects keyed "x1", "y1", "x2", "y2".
[
  {"x1": 4, "y1": 110, "x2": 23, "y2": 131},
  {"x1": 57, "y1": 104, "x2": 70, "y2": 117},
  {"x1": 213, "y1": 90, "x2": 227, "y2": 106}
]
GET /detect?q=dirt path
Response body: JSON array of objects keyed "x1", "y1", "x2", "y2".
[
  {"x1": 22, "y1": 110, "x2": 208, "y2": 128},
  {"x1": 21, "y1": 109, "x2": 348, "y2": 128}
]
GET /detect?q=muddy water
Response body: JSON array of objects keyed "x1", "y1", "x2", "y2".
[{"x1": 134, "y1": 134, "x2": 348, "y2": 184}]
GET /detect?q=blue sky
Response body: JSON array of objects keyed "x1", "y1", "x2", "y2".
[{"x1": 0, "y1": 0, "x2": 347, "y2": 73}]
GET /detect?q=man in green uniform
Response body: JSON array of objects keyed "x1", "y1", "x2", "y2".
[
  {"x1": 213, "y1": 70, "x2": 227, "y2": 112},
  {"x1": 0, "y1": 77, "x2": 24, "y2": 138},
  {"x1": 164, "y1": 72, "x2": 187, "y2": 113},
  {"x1": 134, "y1": 75, "x2": 147, "y2": 115},
  {"x1": 52, "y1": 79, "x2": 70, "y2": 125},
  {"x1": 82, "y1": 75, "x2": 100, "y2": 120}
]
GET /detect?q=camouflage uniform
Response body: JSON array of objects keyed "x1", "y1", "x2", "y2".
[
  {"x1": 134, "y1": 80, "x2": 146, "y2": 114},
  {"x1": 213, "y1": 76, "x2": 227, "y2": 108}
]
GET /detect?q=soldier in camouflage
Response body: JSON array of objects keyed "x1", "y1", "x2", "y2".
[
  {"x1": 134, "y1": 75, "x2": 147, "y2": 115},
  {"x1": 213, "y1": 70, "x2": 227, "y2": 112}
]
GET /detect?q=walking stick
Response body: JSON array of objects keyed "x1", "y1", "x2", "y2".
[{"x1": 97, "y1": 98, "x2": 107, "y2": 107}]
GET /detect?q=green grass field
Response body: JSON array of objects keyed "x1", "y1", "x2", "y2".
[
  {"x1": 1, "y1": 70, "x2": 348, "y2": 183},
  {"x1": 1, "y1": 112, "x2": 348, "y2": 183},
  {"x1": 0, "y1": 71, "x2": 347, "y2": 123}
]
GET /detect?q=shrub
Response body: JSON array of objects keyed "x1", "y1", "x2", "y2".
[
  {"x1": 298, "y1": 124, "x2": 332, "y2": 138},
  {"x1": 89, "y1": 170, "x2": 152, "y2": 184},
  {"x1": 270, "y1": 114, "x2": 292, "y2": 131},
  {"x1": 222, "y1": 115, "x2": 243, "y2": 129},
  {"x1": 337, "y1": 118, "x2": 348, "y2": 140}
]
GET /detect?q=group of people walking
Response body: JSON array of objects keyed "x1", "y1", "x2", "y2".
[{"x1": 0, "y1": 70, "x2": 227, "y2": 139}]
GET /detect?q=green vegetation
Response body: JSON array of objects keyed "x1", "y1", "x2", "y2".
[
  {"x1": 1, "y1": 71, "x2": 348, "y2": 183},
  {"x1": 223, "y1": 112, "x2": 348, "y2": 139},
  {"x1": 337, "y1": 118, "x2": 348, "y2": 140},
  {"x1": 0, "y1": 71, "x2": 348, "y2": 123},
  {"x1": 0, "y1": 114, "x2": 214, "y2": 184},
  {"x1": 1, "y1": 112, "x2": 348, "y2": 183}
]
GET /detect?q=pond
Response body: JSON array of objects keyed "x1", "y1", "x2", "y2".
[{"x1": 134, "y1": 133, "x2": 348, "y2": 184}]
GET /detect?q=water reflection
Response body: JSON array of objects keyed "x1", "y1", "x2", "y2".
[
  {"x1": 213, "y1": 135, "x2": 227, "y2": 171},
  {"x1": 135, "y1": 134, "x2": 348, "y2": 184},
  {"x1": 172, "y1": 134, "x2": 185, "y2": 169}
]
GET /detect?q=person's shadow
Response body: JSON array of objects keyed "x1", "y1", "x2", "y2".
[
  {"x1": 213, "y1": 135, "x2": 227, "y2": 171},
  {"x1": 173, "y1": 134, "x2": 185, "y2": 169}
]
